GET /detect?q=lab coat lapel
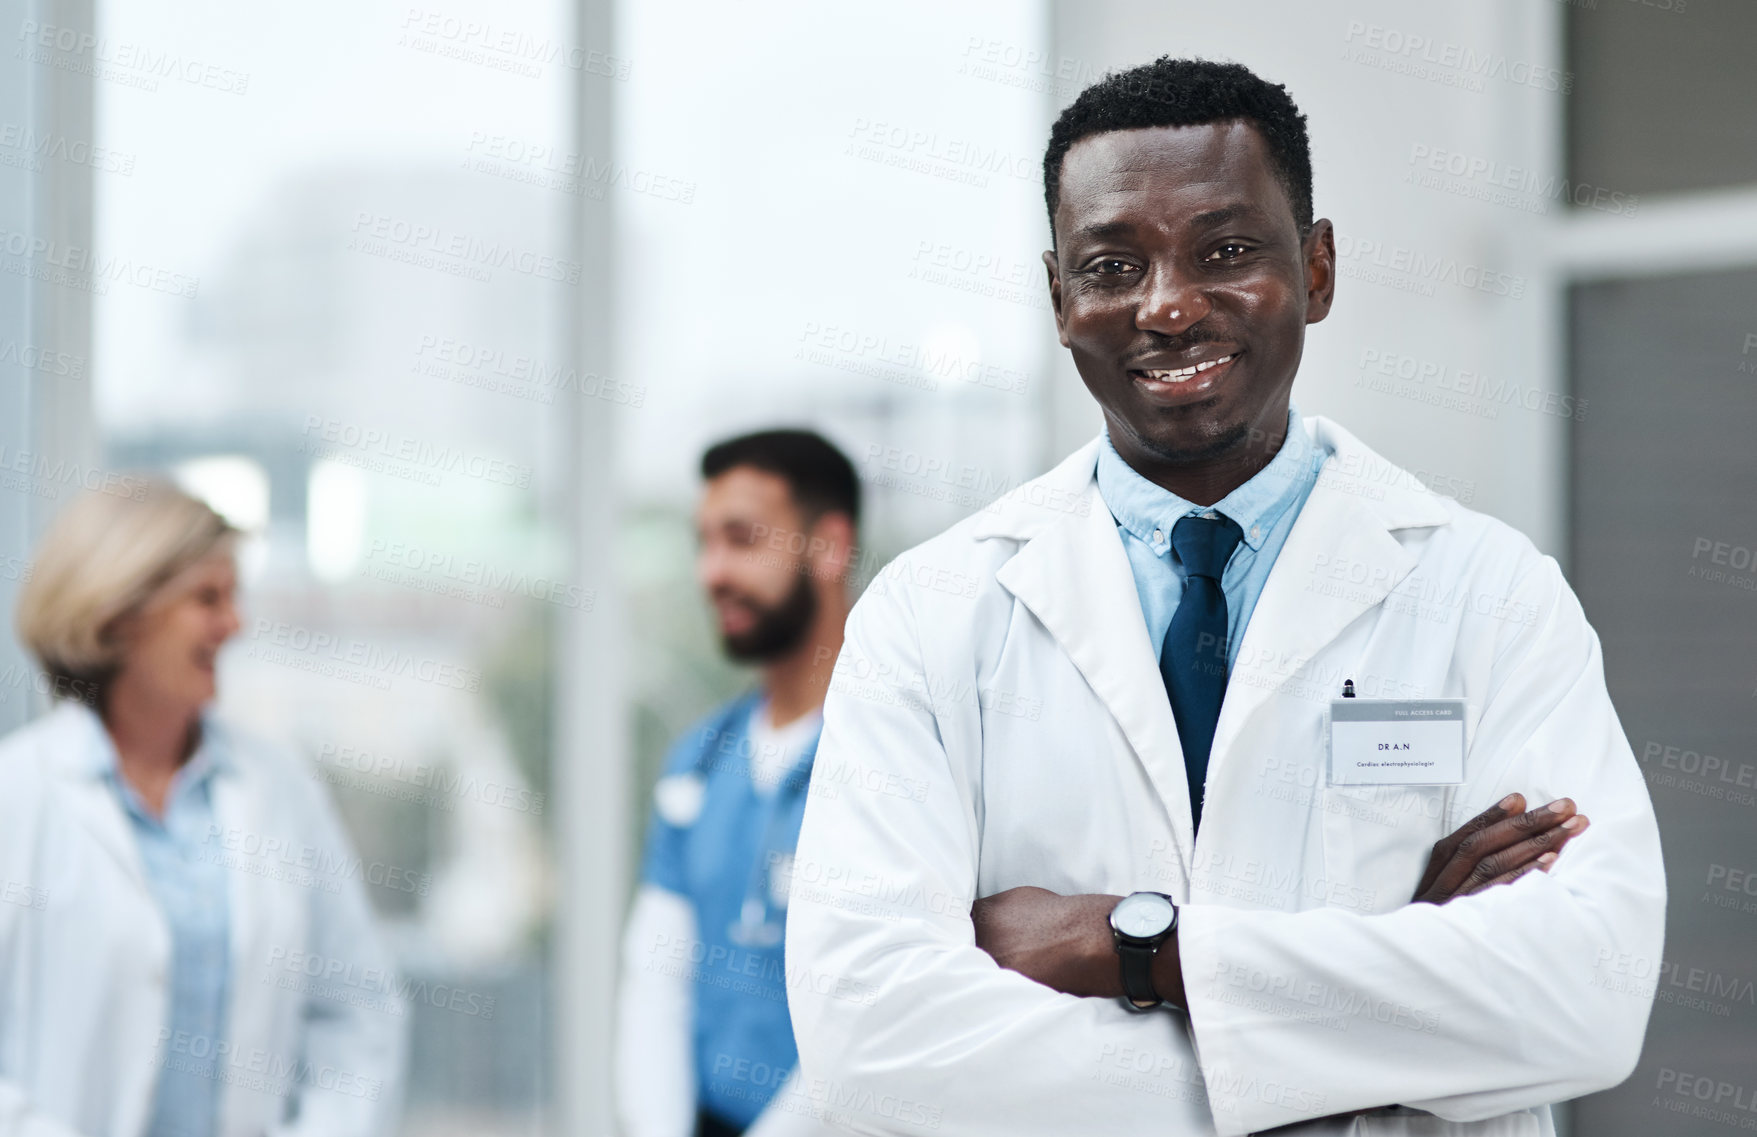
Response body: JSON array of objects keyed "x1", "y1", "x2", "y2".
[
  {"x1": 995, "y1": 484, "x2": 1197, "y2": 873},
  {"x1": 59, "y1": 777, "x2": 149, "y2": 889},
  {"x1": 211, "y1": 761, "x2": 266, "y2": 1013},
  {"x1": 1211, "y1": 436, "x2": 1435, "y2": 770},
  {"x1": 41, "y1": 705, "x2": 151, "y2": 892},
  {"x1": 212, "y1": 753, "x2": 285, "y2": 1137}
]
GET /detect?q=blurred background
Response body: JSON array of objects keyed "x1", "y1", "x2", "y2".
[{"x1": 0, "y1": 0, "x2": 1752, "y2": 1134}]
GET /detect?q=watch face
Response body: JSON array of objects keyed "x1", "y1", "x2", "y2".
[{"x1": 1113, "y1": 892, "x2": 1176, "y2": 940}]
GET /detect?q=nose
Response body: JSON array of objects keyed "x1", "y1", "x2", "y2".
[
  {"x1": 696, "y1": 543, "x2": 730, "y2": 592},
  {"x1": 219, "y1": 598, "x2": 242, "y2": 641},
  {"x1": 1135, "y1": 262, "x2": 1212, "y2": 338}
]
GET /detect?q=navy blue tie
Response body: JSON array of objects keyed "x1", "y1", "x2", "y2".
[{"x1": 1160, "y1": 513, "x2": 1243, "y2": 834}]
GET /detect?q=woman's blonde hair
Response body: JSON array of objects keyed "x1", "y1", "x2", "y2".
[{"x1": 16, "y1": 478, "x2": 238, "y2": 695}]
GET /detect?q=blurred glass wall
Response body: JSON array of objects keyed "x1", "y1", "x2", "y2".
[
  {"x1": 88, "y1": 1, "x2": 581, "y2": 1133},
  {"x1": 56, "y1": 0, "x2": 1058, "y2": 1134},
  {"x1": 612, "y1": 0, "x2": 1053, "y2": 879}
]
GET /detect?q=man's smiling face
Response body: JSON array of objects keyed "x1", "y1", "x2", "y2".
[{"x1": 1044, "y1": 120, "x2": 1335, "y2": 476}]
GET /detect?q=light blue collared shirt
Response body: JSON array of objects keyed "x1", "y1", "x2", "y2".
[
  {"x1": 97, "y1": 722, "x2": 233, "y2": 1137},
  {"x1": 1095, "y1": 406, "x2": 1330, "y2": 669}
]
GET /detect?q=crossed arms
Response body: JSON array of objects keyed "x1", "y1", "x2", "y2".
[
  {"x1": 785, "y1": 558, "x2": 1666, "y2": 1136},
  {"x1": 971, "y1": 792, "x2": 1593, "y2": 1011}
]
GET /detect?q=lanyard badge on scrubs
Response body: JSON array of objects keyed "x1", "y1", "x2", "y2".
[{"x1": 727, "y1": 734, "x2": 819, "y2": 951}]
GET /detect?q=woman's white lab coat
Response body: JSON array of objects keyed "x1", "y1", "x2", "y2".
[
  {"x1": 0, "y1": 702, "x2": 405, "y2": 1137},
  {"x1": 785, "y1": 415, "x2": 1666, "y2": 1136}
]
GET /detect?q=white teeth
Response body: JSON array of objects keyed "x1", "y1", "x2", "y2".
[{"x1": 1139, "y1": 354, "x2": 1234, "y2": 383}]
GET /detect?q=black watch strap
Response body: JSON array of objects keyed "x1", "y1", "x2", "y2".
[{"x1": 1117, "y1": 940, "x2": 1161, "y2": 1011}]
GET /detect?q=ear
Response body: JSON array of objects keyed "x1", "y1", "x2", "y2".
[
  {"x1": 102, "y1": 610, "x2": 138, "y2": 650},
  {"x1": 808, "y1": 511, "x2": 858, "y2": 584},
  {"x1": 1042, "y1": 249, "x2": 1071, "y2": 347},
  {"x1": 1302, "y1": 219, "x2": 1337, "y2": 325},
  {"x1": 96, "y1": 610, "x2": 141, "y2": 680}
]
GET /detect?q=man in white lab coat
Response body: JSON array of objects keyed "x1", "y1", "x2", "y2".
[{"x1": 783, "y1": 57, "x2": 1665, "y2": 1136}]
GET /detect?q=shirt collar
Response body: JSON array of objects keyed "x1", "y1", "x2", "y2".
[
  {"x1": 1096, "y1": 405, "x2": 1317, "y2": 553},
  {"x1": 69, "y1": 700, "x2": 235, "y2": 786}
]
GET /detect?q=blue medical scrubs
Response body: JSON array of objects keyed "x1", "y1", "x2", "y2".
[{"x1": 639, "y1": 691, "x2": 819, "y2": 1130}]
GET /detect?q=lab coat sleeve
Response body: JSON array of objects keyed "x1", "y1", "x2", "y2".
[
  {"x1": 786, "y1": 577, "x2": 1211, "y2": 1136},
  {"x1": 0, "y1": 768, "x2": 83, "y2": 1137},
  {"x1": 1178, "y1": 555, "x2": 1667, "y2": 1135},
  {"x1": 615, "y1": 885, "x2": 698, "y2": 1137},
  {"x1": 270, "y1": 783, "x2": 407, "y2": 1137}
]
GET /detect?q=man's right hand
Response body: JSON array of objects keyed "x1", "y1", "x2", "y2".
[{"x1": 1411, "y1": 793, "x2": 1589, "y2": 905}]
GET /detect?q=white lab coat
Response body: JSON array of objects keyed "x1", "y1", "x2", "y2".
[
  {"x1": 786, "y1": 415, "x2": 1665, "y2": 1137},
  {"x1": 0, "y1": 701, "x2": 406, "y2": 1137}
]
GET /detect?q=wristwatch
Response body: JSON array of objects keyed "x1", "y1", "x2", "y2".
[{"x1": 1109, "y1": 891, "x2": 1179, "y2": 1012}]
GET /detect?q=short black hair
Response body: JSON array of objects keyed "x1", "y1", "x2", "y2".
[
  {"x1": 1043, "y1": 57, "x2": 1313, "y2": 243},
  {"x1": 701, "y1": 428, "x2": 861, "y2": 526}
]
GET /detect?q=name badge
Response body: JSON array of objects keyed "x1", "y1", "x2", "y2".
[{"x1": 1328, "y1": 698, "x2": 1466, "y2": 786}]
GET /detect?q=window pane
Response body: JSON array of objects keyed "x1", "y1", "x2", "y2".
[
  {"x1": 1568, "y1": 266, "x2": 1757, "y2": 1136},
  {"x1": 615, "y1": 0, "x2": 1053, "y2": 806},
  {"x1": 90, "y1": 2, "x2": 579, "y2": 1133},
  {"x1": 1568, "y1": 0, "x2": 1757, "y2": 199}
]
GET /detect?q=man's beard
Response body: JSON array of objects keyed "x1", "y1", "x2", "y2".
[{"x1": 719, "y1": 568, "x2": 818, "y2": 663}]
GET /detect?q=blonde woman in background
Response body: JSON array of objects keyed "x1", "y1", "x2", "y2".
[{"x1": 0, "y1": 481, "x2": 405, "y2": 1137}]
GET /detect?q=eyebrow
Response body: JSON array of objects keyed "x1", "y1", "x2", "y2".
[
  {"x1": 1069, "y1": 220, "x2": 1136, "y2": 243},
  {"x1": 1187, "y1": 204, "x2": 1268, "y2": 228},
  {"x1": 1068, "y1": 203, "x2": 1272, "y2": 243}
]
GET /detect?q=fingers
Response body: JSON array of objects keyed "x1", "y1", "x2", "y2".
[
  {"x1": 1435, "y1": 793, "x2": 1527, "y2": 861},
  {"x1": 1455, "y1": 798, "x2": 1576, "y2": 863},
  {"x1": 1428, "y1": 798, "x2": 1584, "y2": 899},
  {"x1": 1460, "y1": 815, "x2": 1590, "y2": 894},
  {"x1": 1472, "y1": 852, "x2": 1557, "y2": 891},
  {"x1": 1417, "y1": 793, "x2": 1525, "y2": 896}
]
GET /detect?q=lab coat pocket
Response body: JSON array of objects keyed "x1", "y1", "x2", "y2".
[{"x1": 1319, "y1": 784, "x2": 1453, "y2": 915}]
